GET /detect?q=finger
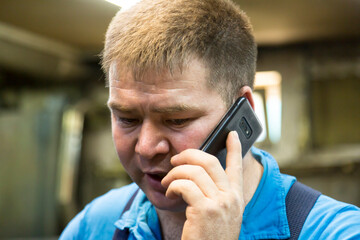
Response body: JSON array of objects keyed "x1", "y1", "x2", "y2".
[
  {"x1": 162, "y1": 165, "x2": 219, "y2": 198},
  {"x1": 225, "y1": 131, "x2": 243, "y2": 189},
  {"x1": 171, "y1": 149, "x2": 230, "y2": 190},
  {"x1": 166, "y1": 179, "x2": 205, "y2": 207}
]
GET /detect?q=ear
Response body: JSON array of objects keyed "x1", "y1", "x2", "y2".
[{"x1": 238, "y1": 86, "x2": 255, "y2": 110}]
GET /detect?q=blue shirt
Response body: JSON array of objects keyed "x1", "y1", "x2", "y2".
[{"x1": 60, "y1": 148, "x2": 360, "y2": 239}]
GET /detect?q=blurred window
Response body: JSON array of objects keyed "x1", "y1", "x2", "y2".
[{"x1": 254, "y1": 71, "x2": 282, "y2": 145}]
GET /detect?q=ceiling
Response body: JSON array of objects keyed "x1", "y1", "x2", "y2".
[
  {"x1": 1, "y1": 0, "x2": 360, "y2": 51},
  {"x1": 0, "y1": 0, "x2": 359, "y2": 79}
]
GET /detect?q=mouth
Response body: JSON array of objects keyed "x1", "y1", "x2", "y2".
[
  {"x1": 144, "y1": 171, "x2": 168, "y2": 192},
  {"x1": 147, "y1": 172, "x2": 167, "y2": 181}
]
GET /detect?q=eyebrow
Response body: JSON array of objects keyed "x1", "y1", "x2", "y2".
[
  {"x1": 107, "y1": 101, "x2": 201, "y2": 114},
  {"x1": 107, "y1": 102, "x2": 135, "y2": 113}
]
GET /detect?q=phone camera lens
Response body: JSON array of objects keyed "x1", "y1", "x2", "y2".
[{"x1": 240, "y1": 117, "x2": 252, "y2": 139}]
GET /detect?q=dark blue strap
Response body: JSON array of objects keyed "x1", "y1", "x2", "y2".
[
  {"x1": 112, "y1": 188, "x2": 139, "y2": 240},
  {"x1": 285, "y1": 181, "x2": 321, "y2": 240}
]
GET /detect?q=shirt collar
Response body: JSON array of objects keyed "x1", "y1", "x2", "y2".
[
  {"x1": 240, "y1": 147, "x2": 290, "y2": 240},
  {"x1": 114, "y1": 191, "x2": 162, "y2": 240}
]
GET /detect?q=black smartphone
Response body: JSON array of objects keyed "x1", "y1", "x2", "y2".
[{"x1": 200, "y1": 97, "x2": 263, "y2": 169}]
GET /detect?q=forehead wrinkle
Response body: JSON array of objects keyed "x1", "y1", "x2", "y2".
[
  {"x1": 109, "y1": 62, "x2": 202, "y2": 92},
  {"x1": 109, "y1": 63, "x2": 172, "y2": 86},
  {"x1": 109, "y1": 78, "x2": 181, "y2": 94}
]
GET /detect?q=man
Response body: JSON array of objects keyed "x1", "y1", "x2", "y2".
[{"x1": 60, "y1": 0, "x2": 360, "y2": 239}]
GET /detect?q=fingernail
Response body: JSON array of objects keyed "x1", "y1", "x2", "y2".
[
  {"x1": 232, "y1": 131, "x2": 239, "y2": 140},
  {"x1": 170, "y1": 155, "x2": 178, "y2": 165},
  {"x1": 161, "y1": 177, "x2": 167, "y2": 186}
]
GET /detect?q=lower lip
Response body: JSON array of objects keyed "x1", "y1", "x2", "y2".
[{"x1": 145, "y1": 174, "x2": 166, "y2": 192}]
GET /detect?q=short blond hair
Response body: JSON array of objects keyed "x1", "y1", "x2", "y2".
[{"x1": 101, "y1": 0, "x2": 257, "y2": 106}]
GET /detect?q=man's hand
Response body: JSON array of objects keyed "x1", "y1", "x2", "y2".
[{"x1": 161, "y1": 131, "x2": 244, "y2": 240}]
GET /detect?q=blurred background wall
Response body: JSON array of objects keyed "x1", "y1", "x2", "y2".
[{"x1": 0, "y1": 0, "x2": 359, "y2": 238}]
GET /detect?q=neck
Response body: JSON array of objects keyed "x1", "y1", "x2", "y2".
[
  {"x1": 242, "y1": 152, "x2": 264, "y2": 205},
  {"x1": 156, "y1": 208, "x2": 185, "y2": 240}
]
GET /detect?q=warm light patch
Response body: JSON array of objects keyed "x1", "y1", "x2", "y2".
[
  {"x1": 254, "y1": 71, "x2": 282, "y2": 144},
  {"x1": 105, "y1": 0, "x2": 142, "y2": 11}
]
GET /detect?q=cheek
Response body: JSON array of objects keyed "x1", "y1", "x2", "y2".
[
  {"x1": 173, "y1": 124, "x2": 213, "y2": 152},
  {"x1": 180, "y1": 114, "x2": 224, "y2": 151},
  {"x1": 112, "y1": 124, "x2": 135, "y2": 165}
]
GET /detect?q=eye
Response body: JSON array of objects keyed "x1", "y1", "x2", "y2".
[
  {"x1": 115, "y1": 116, "x2": 140, "y2": 127},
  {"x1": 166, "y1": 118, "x2": 191, "y2": 127}
]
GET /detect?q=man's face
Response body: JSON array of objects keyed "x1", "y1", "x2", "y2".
[{"x1": 107, "y1": 59, "x2": 228, "y2": 211}]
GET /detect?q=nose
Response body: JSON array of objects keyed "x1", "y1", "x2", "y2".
[{"x1": 135, "y1": 120, "x2": 170, "y2": 160}]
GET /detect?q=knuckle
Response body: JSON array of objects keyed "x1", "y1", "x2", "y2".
[
  {"x1": 206, "y1": 154, "x2": 221, "y2": 168},
  {"x1": 217, "y1": 193, "x2": 243, "y2": 212},
  {"x1": 179, "y1": 165, "x2": 206, "y2": 179},
  {"x1": 230, "y1": 193, "x2": 244, "y2": 212},
  {"x1": 219, "y1": 200, "x2": 232, "y2": 211},
  {"x1": 203, "y1": 203, "x2": 220, "y2": 216},
  {"x1": 190, "y1": 165, "x2": 206, "y2": 175}
]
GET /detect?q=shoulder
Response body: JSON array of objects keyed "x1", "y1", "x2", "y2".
[
  {"x1": 300, "y1": 194, "x2": 360, "y2": 239},
  {"x1": 83, "y1": 183, "x2": 139, "y2": 220},
  {"x1": 59, "y1": 183, "x2": 139, "y2": 239}
]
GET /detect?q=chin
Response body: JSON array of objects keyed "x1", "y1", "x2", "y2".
[{"x1": 155, "y1": 200, "x2": 187, "y2": 212}]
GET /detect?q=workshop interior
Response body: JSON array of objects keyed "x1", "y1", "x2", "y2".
[{"x1": 0, "y1": 0, "x2": 359, "y2": 238}]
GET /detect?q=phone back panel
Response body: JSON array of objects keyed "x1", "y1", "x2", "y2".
[{"x1": 200, "y1": 97, "x2": 262, "y2": 169}]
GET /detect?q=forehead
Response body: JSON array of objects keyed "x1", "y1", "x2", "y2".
[
  {"x1": 106, "y1": 58, "x2": 228, "y2": 112},
  {"x1": 108, "y1": 58, "x2": 210, "y2": 90}
]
